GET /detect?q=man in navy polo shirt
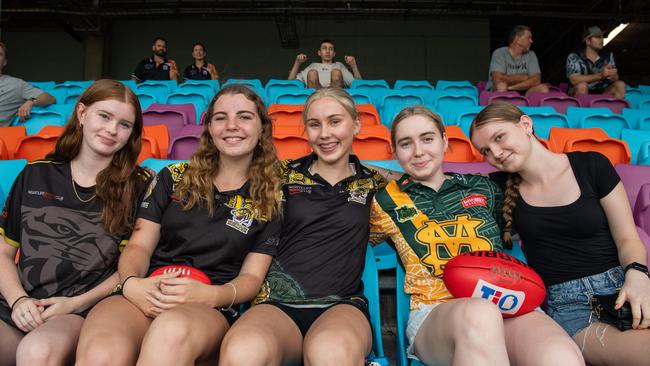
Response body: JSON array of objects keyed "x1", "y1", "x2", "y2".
[
  {"x1": 132, "y1": 37, "x2": 180, "y2": 82},
  {"x1": 566, "y1": 26, "x2": 626, "y2": 100}
]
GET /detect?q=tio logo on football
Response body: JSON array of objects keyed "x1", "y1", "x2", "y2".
[{"x1": 471, "y1": 279, "x2": 525, "y2": 315}]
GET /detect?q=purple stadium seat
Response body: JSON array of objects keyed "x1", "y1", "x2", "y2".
[
  {"x1": 576, "y1": 94, "x2": 631, "y2": 114},
  {"x1": 614, "y1": 164, "x2": 650, "y2": 210},
  {"x1": 168, "y1": 135, "x2": 200, "y2": 160},
  {"x1": 143, "y1": 103, "x2": 196, "y2": 138},
  {"x1": 636, "y1": 226, "x2": 650, "y2": 263},
  {"x1": 635, "y1": 184, "x2": 650, "y2": 237},
  {"x1": 477, "y1": 81, "x2": 487, "y2": 93},
  {"x1": 442, "y1": 161, "x2": 496, "y2": 175},
  {"x1": 538, "y1": 95, "x2": 580, "y2": 114},
  {"x1": 527, "y1": 91, "x2": 569, "y2": 106},
  {"x1": 479, "y1": 91, "x2": 528, "y2": 106}
]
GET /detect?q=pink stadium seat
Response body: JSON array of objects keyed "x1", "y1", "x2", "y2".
[
  {"x1": 538, "y1": 95, "x2": 580, "y2": 114},
  {"x1": 614, "y1": 164, "x2": 650, "y2": 210},
  {"x1": 576, "y1": 94, "x2": 631, "y2": 114},
  {"x1": 527, "y1": 91, "x2": 569, "y2": 106},
  {"x1": 635, "y1": 185, "x2": 650, "y2": 238},
  {"x1": 143, "y1": 103, "x2": 196, "y2": 138},
  {"x1": 479, "y1": 91, "x2": 528, "y2": 106},
  {"x1": 168, "y1": 135, "x2": 200, "y2": 160}
]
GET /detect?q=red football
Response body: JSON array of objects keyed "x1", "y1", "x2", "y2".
[
  {"x1": 149, "y1": 265, "x2": 211, "y2": 285},
  {"x1": 442, "y1": 251, "x2": 546, "y2": 317}
]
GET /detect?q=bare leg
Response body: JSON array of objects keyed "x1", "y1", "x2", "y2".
[
  {"x1": 137, "y1": 303, "x2": 230, "y2": 366},
  {"x1": 504, "y1": 311, "x2": 584, "y2": 366},
  {"x1": 219, "y1": 304, "x2": 303, "y2": 366},
  {"x1": 330, "y1": 69, "x2": 344, "y2": 89},
  {"x1": 303, "y1": 304, "x2": 371, "y2": 366},
  {"x1": 571, "y1": 82, "x2": 589, "y2": 96},
  {"x1": 0, "y1": 321, "x2": 23, "y2": 366},
  {"x1": 306, "y1": 70, "x2": 323, "y2": 90},
  {"x1": 15, "y1": 314, "x2": 84, "y2": 366},
  {"x1": 75, "y1": 296, "x2": 152, "y2": 366},
  {"x1": 575, "y1": 321, "x2": 650, "y2": 366},
  {"x1": 605, "y1": 80, "x2": 627, "y2": 100},
  {"x1": 412, "y1": 298, "x2": 510, "y2": 366},
  {"x1": 525, "y1": 83, "x2": 550, "y2": 95}
]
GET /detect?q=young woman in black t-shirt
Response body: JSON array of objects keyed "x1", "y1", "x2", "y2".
[
  {"x1": 75, "y1": 84, "x2": 282, "y2": 366},
  {"x1": 220, "y1": 87, "x2": 385, "y2": 366},
  {"x1": 470, "y1": 102, "x2": 650, "y2": 365},
  {"x1": 0, "y1": 79, "x2": 151, "y2": 365}
]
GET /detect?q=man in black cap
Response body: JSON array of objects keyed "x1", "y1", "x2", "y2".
[{"x1": 565, "y1": 26, "x2": 626, "y2": 99}]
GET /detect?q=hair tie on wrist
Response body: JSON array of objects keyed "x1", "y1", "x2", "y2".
[{"x1": 10, "y1": 295, "x2": 30, "y2": 310}]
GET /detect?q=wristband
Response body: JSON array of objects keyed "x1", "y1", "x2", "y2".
[
  {"x1": 623, "y1": 262, "x2": 650, "y2": 277},
  {"x1": 10, "y1": 295, "x2": 30, "y2": 310}
]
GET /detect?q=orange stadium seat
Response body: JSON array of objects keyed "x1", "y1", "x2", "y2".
[
  {"x1": 564, "y1": 137, "x2": 631, "y2": 165},
  {"x1": 353, "y1": 125, "x2": 392, "y2": 160},
  {"x1": 547, "y1": 127, "x2": 608, "y2": 152},
  {"x1": 356, "y1": 104, "x2": 382, "y2": 126},
  {"x1": 0, "y1": 140, "x2": 8, "y2": 160},
  {"x1": 143, "y1": 124, "x2": 170, "y2": 159},
  {"x1": 14, "y1": 126, "x2": 64, "y2": 161},
  {"x1": 272, "y1": 125, "x2": 311, "y2": 160},
  {"x1": 444, "y1": 125, "x2": 481, "y2": 162},
  {"x1": 0, "y1": 126, "x2": 27, "y2": 159},
  {"x1": 268, "y1": 104, "x2": 304, "y2": 127},
  {"x1": 137, "y1": 135, "x2": 161, "y2": 164}
]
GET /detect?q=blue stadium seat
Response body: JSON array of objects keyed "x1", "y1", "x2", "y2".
[
  {"x1": 519, "y1": 107, "x2": 570, "y2": 140},
  {"x1": 350, "y1": 91, "x2": 373, "y2": 105},
  {"x1": 136, "y1": 83, "x2": 170, "y2": 103},
  {"x1": 181, "y1": 79, "x2": 220, "y2": 93},
  {"x1": 28, "y1": 81, "x2": 56, "y2": 91},
  {"x1": 137, "y1": 80, "x2": 177, "y2": 93},
  {"x1": 621, "y1": 129, "x2": 650, "y2": 164},
  {"x1": 273, "y1": 89, "x2": 315, "y2": 105},
  {"x1": 14, "y1": 110, "x2": 66, "y2": 135},
  {"x1": 394, "y1": 81, "x2": 436, "y2": 104},
  {"x1": 351, "y1": 80, "x2": 391, "y2": 106},
  {"x1": 176, "y1": 83, "x2": 216, "y2": 101},
  {"x1": 265, "y1": 80, "x2": 304, "y2": 105},
  {"x1": 639, "y1": 85, "x2": 650, "y2": 94},
  {"x1": 638, "y1": 143, "x2": 650, "y2": 165},
  {"x1": 52, "y1": 83, "x2": 86, "y2": 96},
  {"x1": 29, "y1": 103, "x2": 74, "y2": 123},
  {"x1": 380, "y1": 93, "x2": 425, "y2": 127},
  {"x1": 639, "y1": 96, "x2": 650, "y2": 110},
  {"x1": 362, "y1": 245, "x2": 390, "y2": 365},
  {"x1": 351, "y1": 80, "x2": 390, "y2": 89},
  {"x1": 118, "y1": 79, "x2": 138, "y2": 92},
  {"x1": 623, "y1": 108, "x2": 650, "y2": 130},
  {"x1": 140, "y1": 158, "x2": 186, "y2": 173},
  {"x1": 136, "y1": 93, "x2": 157, "y2": 110},
  {"x1": 223, "y1": 79, "x2": 263, "y2": 90},
  {"x1": 436, "y1": 80, "x2": 478, "y2": 98},
  {"x1": 0, "y1": 185, "x2": 4, "y2": 211},
  {"x1": 445, "y1": 105, "x2": 484, "y2": 136},
  {"x1": 394, "y1": 80, "x2": 435, "y2": 90},
  {"x1": 0, "y1": 159, "x2": 27, "y2": 208},
  {"x1": 165, "y1": 92, "x2": 210, "y2": 122},
  {"x1": 434, "y1": 94, "x2": 478, "y2": 124},
  {"x1": 566, "y1": 107, "x2": 630, "y2": 138},
  {"x1": 625, "y1": 88, "x2": 643, "y2": 109}
]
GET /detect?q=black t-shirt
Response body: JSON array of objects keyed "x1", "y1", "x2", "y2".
[
  {"x1": 138, "y1": 162, "x2": 281, "y2": 285},
  {"x1": 490, "y1": 152, "x2": 621, "y2": 286},
  {"x1": 0, "y1": 160, "x2": 151, "y2": 307},
  {"x1": 133, "y1": 57, "x2": 174, "y2": 81},
  {"x1": 256, "y1": 154, "x2": 386, "y2": 304},
  {"x1": 183, "y1": 62, "x2": 214, "y2": 80}
]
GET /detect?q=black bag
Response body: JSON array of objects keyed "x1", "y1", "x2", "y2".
[{"x1": 591, "y1": 292, "x2": 633, "y2": 331}]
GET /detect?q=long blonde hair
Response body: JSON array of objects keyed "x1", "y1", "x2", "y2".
[
  {"x1": 173, "y1": 84, "x2": 281, "y2": 220},
  {"x1": 470, "y1": 102, "x2": 527, "y2": 249}
]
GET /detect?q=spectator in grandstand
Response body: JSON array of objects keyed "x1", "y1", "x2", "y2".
[
  {"x1": 369, "y1": 106, "x2": 583, "y2": 366},
  {"x1": 183, "y1": 42, "x2": 219, "y2": 80},
  {"x1": 0, "y1": 79, "x2": 151, "y2": 366},
  {"x1": 75, "y1": 84, "x2": 282, "y2": 366},
  {"x1": 487, "y1": 25, "x2": 549, "y2": 95},
  {"x1": 288, "y1": 39, "x2": 362, "y2": 89},
  {"x1": 219, "y1": 88, "x2": 385, "y2": 366},
  {"x1": 566, "y1": 26, "x2": 626, "y2": 100},
  {"x1": 470, "y1": 102, "x2": 650, "y2": 366},
  {"x1": 0, "y1": 42, "x2": 56, "y2": 127},
  {"x1": 132, "y1": 36, "x2": 180, "y2": 83}
]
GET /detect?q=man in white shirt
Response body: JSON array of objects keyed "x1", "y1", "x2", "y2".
[{"x1": 288, "y1": 40, "x2": 362, "y2": 88}]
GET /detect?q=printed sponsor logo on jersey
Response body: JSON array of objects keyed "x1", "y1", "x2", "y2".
[
  {"x1": 394, "y1": 205, "x2": 418, "y2": 223},
  {"x1": 287, "y1": 185, "x2": 312, "y2": 195},
  {"x1": 461, "y1": 194, "x2": 487, "y2": 208},
  {"x1": 414, "y1": 214, "x2": 493, "y2": 277},
  {"x1": 27, "y1": 190, "x2": 63, "y2": 201},
  {"x1": 471, "y1": 279, "x2": 525, "y2": 315},
  {"x1": 346, "y1": 178, "x2": 375, "y2": 205},
  {"x1": 225, "y1": 195, "x2": 256, "y2": 234}
]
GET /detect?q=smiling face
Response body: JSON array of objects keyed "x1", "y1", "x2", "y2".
[
  {"x1": 208, "y1": 93, "x2": 263, "y2": 161},
  {"x1": 77, "y1": 99, "x2": 135, "y2": 158},
  {"x1": 393, "y1": 114, "x2": 448, "y2": 183},
  {"x1": 470, "y1": 116, "x2": 534, "y2": 173},
  {"x1": 304, "y1": 96, "x2": 359, "y2": 166}
]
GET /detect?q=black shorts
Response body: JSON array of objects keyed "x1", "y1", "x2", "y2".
[{"x1": 263, "y1": 297, "x2": 370, "y2": 336}]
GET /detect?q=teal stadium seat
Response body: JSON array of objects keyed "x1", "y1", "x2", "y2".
[
  {"x1": 351, "y1": 80, "x2": 391, "y2": 106},
  {"x1": 28, "y1": 81, "x2": 56, "y2": 91},
  {"x1": 622, "y1": 129, "x2": 650, "y2": 164},
  {"x1": 265, "y1": 79, "x2": 304, "y2": 104},
  {"x1": 362, "y1": 245, "x2": 390, "y2": 365},
  {"x1": 0, "y1": 159, "x2": 27, "y2": 208},
  {"x1": 434, "y1": 94, "x2": 478, "y2": 125},
  {"x1": 14, "y1": 110, "x2": 66, "y2": 135},
  {"x1": 566, "y1": 107, "x2": 630, "y2": 138},
  {"x1": 176, "y1": 83, "x2": 216, "y2": 101},
  {"x1": 379, "y1": 92, "x2": 424, "y2": 127},
  {"x1": 623, "y1": 108, "x2": 650, "y2": 130},
  {"x1": 181, "y1": 79, "x2": 220, "y2": 93},
  {"x1": 520, "y1": 106, "x2": 570, "y2": 140},
  {"x1": 436, "y1": 80, "x2": 478, "y2": 98},
  {"x1": 446, "y1": 105, "x2": 484, "y2": 136},
  {"x1": 165, "y1": 92, "x2": 210, "y2": 123},
  {"x1": 140, "y1": 158, "x2": 186, "y2": 173},
  {"x1": 274, "y1": 89, "x2": 315, "y2": 105}
]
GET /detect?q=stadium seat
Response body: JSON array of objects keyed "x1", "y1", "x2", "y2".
[
  {"x1": 527, "y1": 91, "x2": 569, "y2": 106},
  {"x1": 395, "y1": 263, "x2": 424, "y2": 366},
  {"x1": 273, "y1": 89, "x2": 315, "y2": 105},
  {"x1": 434, "y1": 94, "x2": 478, "y2": 124},
  {"x1": 519, "y1": 108, "x2": 570, "y2": 140},
  {"x1": 479, "y1": 91, "x2": 522, "y2": 106},
  {"x1": 548, "y1": 127, "x2": 608, "y2": 152},
  {"x1": 622, "y1": 108, "x2": 650, "y2": 130},
  {"x1": 137, "y1": 135, "x2": 161, "y2": 164},
  {"x1": 350, "y1": 80, "x2": 391, "y2": 105},
  {"x1": 624, "y1": 88, "x2": 643, "y2": 109},
  {"x1": 362, "y1": 159, "x2": 403, "y2": 173},
  {"x1": 362, "y1": 246, "x2": 390, "y2": 365},
  {"x1": 268, "y1": 104, "x2": 304, "y2": 127},
  {"x1": 166, "y1": 92, "x2": 209, "y2": 121},
  {"x1": 265, "y1": 79, "x2": 304, "y2": 104},
  {"x1": 272, "y1": 125, "x2": 311, "y2": 160},
  {"x1": 394, "y1": 80, "x2": 434, "y2": 90},
  {"x1": 140, "y1": 158, "x2": 186, "y2": 174},
  {"x1": 180, "y1": 79, "x2": 220, "y2": 93},
  {"x1": 52, "y1": 83, "x2": 86, "y2": 97},
  {"x1": 0, "y1": 126, "x2": 26, "y2": 159},
  {"x1": 143, "y1": 124, "x2": 170, "y2": 159},
  {"x1": 168, "y1": 134, "x2": 200, "y2": 160},
  {"x1": 566, "y1": 107, "x2": 630, "y2": 138},
  {"x1": 477, "y1": 80, "x2": 487, "y2": 93},
  {"x1": 638, "y1": 96, "x2": 650, "y2": 110},
  {"x1": 380, "y1": 93, "x2": 425, "y2": 127},
  {"x1": 28, "y1": 81, "x2": 56, "y2": 91},
  {"x1": 143, "y1": 104, "x2": 196, "y2": 138},
  {"x1": 0, "y1": 159, "x2": 27, "y2": 207},
  {"x1": 357, "y1": 104, "x2": 382, "y2": 127},
  {"x1": 638, "y1": 142, "x2": 650, "y2": 165},
  {"x1": 136, "y1": 92, "x2": 157, "y2": 110},
  {"x1": 576, "y1": 94, "x2": 631, "y2": 114},
  {"x1": 353, "y1": 125, "x2": 393, "y2": 160},
  {"x1": 446, "y1": 105, "x2": 484, "y2": 136},
  {"x1": 436, "y1": 80, "x2": 478, "y2": 97},
  {"x1": 615, "y1": 164, "x2": 650, "y2": 213},
  {"x1": 118, "y1": 79, "x2": 138, "y2": 92},
  {"x1": 176, "y1": 83, "x2": 216, "y2": 101},
  {"x1": 14, "y1": 126, "x2": 64, "y2": 161},
  {"x1": 349, "y1": 91, "x2": 373, "y2": 105},
  {"x1": 621, "y1": 129, "x2": 650, "y2": 164},
  {"x1": 15, "y1": 110, "x2": 67, "y2": 135},
  {"x1": 138, "y1": 80, "x2": 177, "y2": 93},
  {"x1": 0, "y1": 140, "x2": 8, "y2": 160},
  {"x1": 223, "y1": 79, "x2": 263, "y2": 90},
  {"x1": 563, "y1": 137, "x2": 631, "y2": 165},
  {"x1": 31, "y1": 103, "x2": 75, "y2": 122},
  {"x1": 444, "y1": 125, "x2": 480, "y2": 162},
  {"x1": 537, "y1": 95, "x2": 580, "y2": 114},
  {"x1": 394, "y1": 81, "x2": 436, "y2": 104},
  {"x1": 635, "y1": 185, "x2": 650, "y2": 237}
]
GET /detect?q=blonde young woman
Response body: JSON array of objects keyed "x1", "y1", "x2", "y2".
[
  {"x1": 470, "y1": 102, "x2": 650, "y2": 365},
  {"x1": 0, "y1": 79, "x2": 151, "y2": 366},
  {"x1": 369, "y1": 105, "x2": 582, "y2": 366},
  {"x1": 75, "y1": 84, "x2": 282, "y2": 366},
  {"x1": 219, "y1": 87, "x2": 386, "y2": 366}
]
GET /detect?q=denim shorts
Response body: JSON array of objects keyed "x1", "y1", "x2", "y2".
[
  {"x1": 406, "y1": 303, "x2": 442, "y2": 362},
  {"x1": 546, "y1": 266, "x2": 624, "y2": 337}
]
